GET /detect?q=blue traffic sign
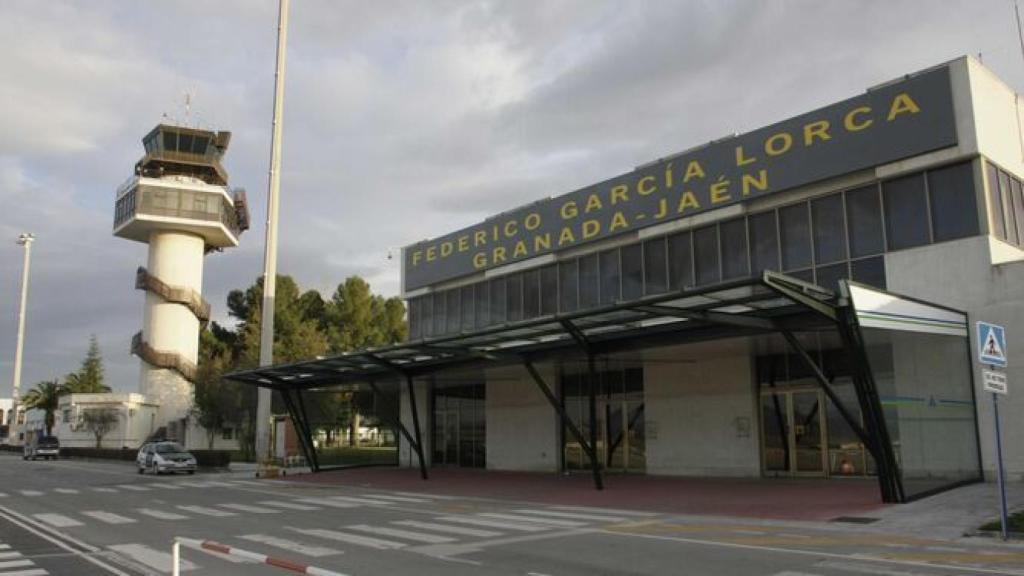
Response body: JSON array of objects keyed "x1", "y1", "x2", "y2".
[{"x1": 978, "y1": 321, "x2": 1008, "y2": 367}]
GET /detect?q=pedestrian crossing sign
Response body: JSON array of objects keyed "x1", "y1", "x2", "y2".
[{"x1": 977, "y1": 321, "x2": 1007, "y2": 367}]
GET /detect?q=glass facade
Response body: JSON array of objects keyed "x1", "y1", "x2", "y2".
[
  {"x1": 986, "y1": 160, "x2": 1024, "y2": 248},
  {"x1": 409, "y1": 162, "x2": 978, "y2": 339},
  {"x1": 114, "y1": 184, "x2": 242, "y2": 236},
  {"x1": 432, "y1": 383, "x2": 485, "y2": 468},
  {"x1": 561, "y1": 367, "x2": 645, "y2": 473}
]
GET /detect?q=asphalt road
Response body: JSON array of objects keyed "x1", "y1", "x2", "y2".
[{"x1": 0, "y1": 453, "x2": 1021, "y2": 576}]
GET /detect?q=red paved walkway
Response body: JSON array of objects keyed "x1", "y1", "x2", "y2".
[{"x1": 282, "y1": 467, "x2": 886, "y2": 521}]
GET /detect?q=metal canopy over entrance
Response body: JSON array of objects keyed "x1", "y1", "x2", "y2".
[{"x1": 226, "y1": 272, "x2": 978, "y2": 504}]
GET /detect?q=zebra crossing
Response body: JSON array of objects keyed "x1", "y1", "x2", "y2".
[
  {"x1": 0, "y1": 478, "x2": 286, "y2": 500},
  {"x1": 0, "y1": 541, "x2": 48, "y2": 575}
]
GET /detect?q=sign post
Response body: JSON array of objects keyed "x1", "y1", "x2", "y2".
[{"x1": 977, "y1": 321, "x2": 1009, "y2": 541}]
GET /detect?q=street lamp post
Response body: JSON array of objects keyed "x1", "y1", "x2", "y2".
[{"x1": 11, "y1": 233, "x2": 35, "y2": 444}]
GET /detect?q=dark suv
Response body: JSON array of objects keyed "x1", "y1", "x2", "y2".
[{"x1": 23, "y1": 435, "x2": 60, "y2": 460}]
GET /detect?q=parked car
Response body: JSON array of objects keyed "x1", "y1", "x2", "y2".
[
  {"x1": 136, "y1": 441, "x2": 197, "y2": 475},
  {"x1": 23, "y1": 435, "x2": 60, "y2": 461}
]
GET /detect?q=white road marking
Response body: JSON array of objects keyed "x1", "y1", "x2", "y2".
[
  {"x1": 346, "y1": 524, "x2": 456, "y2": 544},
  {"x1": 392, "y1": 491, "x2": 458, "y2": 500},
  {"x1": 200, "y1": 481, "x2": 236, "y2": 488},
  {"x1": 477, "y1": 513, "x2": 586, "y2": 528},
  {"x1": 512, "y1": 509, "x2": 626, "y2": 523},
  {"x1": 770, "y1": 572, "x2": 821, "y2": 576},
  {"x1": 176, "y1": 481, "x2": 212, "y2": 488},
  {"x1": 0, "y1": 544, "x2": 10, "y2": 549},
  {"x1": 0, "y1": 569, "x2": 47, "y2": 576},
  {"x1": 238, "y1": 534, "x2": 340, "y2": 557},
  {"x1": 259, "y1": 500, "x2": 321, "y2": 511},
  {"x1": 146, "y1": 483, "x2": 182, "y2": 490},
  {"x1": 551, "y1": 505, "x2": 658, "y2": 517},
  {"x1": 177, "y1": 505, "x2": 236, "y2": 517},
  {"x1": 219, "y1": 503, "x2": 279, "y2": 514},
  {"x1": 32, "y1": 514, "x2": 82, "y2": 528},
  {"x1": 115, "y1": 485, "x2": 150, "y2": 492},
  {"x1": 286, "y1": 527, "x2": 406, "y2": 550},
  {"x1": 18, "y1": 491, "x2": 42, "y2": 497},
  {"x1": 435, "y1": 516, "x2": 549, "y2": 532},
  {"x1": 53, "y1": 489, "x2": 79, "y2": 495},
  {"x1": 392, "y1": 520, "x2": 501, "y2": 538},
  {"x1": 0, "y1": 560, "x2": 34, "y2": 570},
  {"x1": 91, "y1": 487, "x2": 117, "y2": 493},
  {"x1": 362, "y1": 494, "x2": 429, "y2": 503},
  {"x1": 0, "y1": 551, "x2": 22, "y2": 559},
  {"x1": 82, "y1": 511, "x2": 136, "y2": 525},
  {"x1": 109, "y1": 543, "x2": 196, "y2": 572},
  {"x1": 137, "y1": 508, "x2": 189, "y2": 521},
  {"x1": 0, "y1": 492, "x2": 7, "y2": 498},
  {"x1": 295, "y1": 498, "x2": 358, "y2": 509},
  {"x1": 327, "y1": 496, "x2": 395, "y2": 506}
]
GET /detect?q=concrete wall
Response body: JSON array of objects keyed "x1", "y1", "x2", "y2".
[
  {"x1": 53, "y1": 393, "x2": 159, "y2": 449},
  {"x1": 885, "y1": 234, "x2": 1024, "y2": 480},
  {"x1": 484, "y1": 364, "x2": 559, "y2": 472},
  {"x1": 644, "y1": 339, "x2": 760, "y2": 477}
]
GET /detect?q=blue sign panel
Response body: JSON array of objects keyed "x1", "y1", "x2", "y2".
[{"x1": 977, "y1": 321, "x2": 1008, "y2": 367}]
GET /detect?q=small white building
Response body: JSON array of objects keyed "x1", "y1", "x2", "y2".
[{"x1": 54, "y1": 393, "x2": 159, "y2": 449}]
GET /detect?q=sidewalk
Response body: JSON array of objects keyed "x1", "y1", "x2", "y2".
[{"x1": 864, "y1": 481, "x2": 1024, "y2": 540}]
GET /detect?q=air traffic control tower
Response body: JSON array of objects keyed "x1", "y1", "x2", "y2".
[{"x1": 113, "y1": 125, "x2": 249, "y2": 435}]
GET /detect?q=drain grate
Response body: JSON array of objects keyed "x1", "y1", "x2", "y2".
[{"x1": 830, "y1": 516, "x2": 880, "y2": 524}]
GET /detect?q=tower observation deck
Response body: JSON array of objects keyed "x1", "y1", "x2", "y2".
[{"x1": 114, "y1": 124, "x2": 249, "y2": 435}]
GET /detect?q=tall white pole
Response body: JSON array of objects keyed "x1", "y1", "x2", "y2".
[
  {"x1": 11, "y1": 233, "x2": 34, "y2": 439},
  {"x1": 256, "y1": 0, "x2": 289, "y2": 472}
]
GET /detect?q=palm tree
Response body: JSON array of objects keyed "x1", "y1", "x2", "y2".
[
  {"x1": 21, "y1": 380, "x2": 67, "y2": 436},
  {"x1": 63, "y1": 372, "x2": 110, "y2": 394}
]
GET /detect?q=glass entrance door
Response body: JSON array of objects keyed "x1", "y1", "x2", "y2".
[
  {"x1": 562, "y1": 367, "x2": 645, "y2": 473},
  {"x1": 432, "y1": 384, "x2": 485, "y2": 468},
  {"x1": 597, "y1": 399, "x2": 645, "y2": 472},
  {"x1": 760, "y1": 389, "x2": 826, "y2": 476}
]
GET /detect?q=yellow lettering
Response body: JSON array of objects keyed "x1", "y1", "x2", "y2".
[
  {"x1": 844, "y1": 106, "x2": 873, "y2": 131},
  {"x1": 412, "y1": 251, "x2": 422, "y2": 266},
  {"x1": 735, "y1": 146, "x2": 757, "y2": 166},
  {"x1": 677, "y1": 191, "x2": 701, "y2": 214},
  {"x1": 558, "y1": 227, "x2": 576, "y2": 246},
  {"x1": 683, "y1": 160, "x2": 705, "y2": 182},
  {"x1": 764, "y1": 132, "x2": 793, "y2": 156},
  {"x1": 440, "y1": 242, "x2": 453, "y2": 257},
  {"x1": 609, "y1": 211, "x2": 629, "y2": 231},
  {"x1": 710, "y1": 177, "x2": 731, "y2": 204},
  {"x1": 504, "y1": 220, "x2": 518, "y2": 238},
  {"x1": 426, "y1": 246, "x2": 437, "y2": 262},
  {"x1": 803, "y1": 120, "x2": 831, "y2": 146},
  {"x1": 492, "y1": 247, "x2": 506, "y2": 264},
  {"x1": 585, "y1": 194, "x2": 603, "y2": 213},
  {"x1": 610, "y1": 185, "x2": 629, "y2": 205},
  {"x1": 887, "y1": 93, "x2": 920, "y2": 121},
  {"x1": 474, "y1": 230, "x2": 487, "y2": 247},
  {"x1": 741, "y1": 170, "x2": 769, "y2": 196},
  {"x1": 457, "y1": 236, "x2": 469, "y2": 252},
  {"x1": 654, "y1": 198, "x2": 668, "y2": 219},
  {"x1": 534, "y1": 233, "x2": 551, "y2": 252},
  {"x1": 513, "y1": 241, "x2": 527, "y2": 258},
  {"x1": 582, "y1": 219, "x2": 601, "y2": 239},
  {"x1": 637, "y1": 175, "x2": 657, "y2": 196},
  {"x1": 561, "y1": 201, "x2": 578, "y2": 220},
  {"x1": 524, "y1": 213, "x2": 541, "y2": 230},
  {"x1": 472, "y1": 252, "x2": 487, "y2": 268}
]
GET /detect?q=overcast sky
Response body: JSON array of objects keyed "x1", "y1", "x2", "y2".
[{"x1": 2, "y1": 0, "x2": 1024, "y2": 393}]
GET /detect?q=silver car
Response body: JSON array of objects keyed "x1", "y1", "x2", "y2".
[{"x1": 137, "y1": 441, "x2": 197, "y2": 475}]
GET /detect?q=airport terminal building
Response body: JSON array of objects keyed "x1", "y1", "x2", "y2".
[{"x1": 231, "y1": 56, "x2": 1024, "y2": 503}]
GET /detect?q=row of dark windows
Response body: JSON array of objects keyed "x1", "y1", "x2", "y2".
[
  {"x1": 114, "y1": 189, "x2": 138, "y2": 227},
  {"x1": 987, "y1": 161, "x2": 1024, "y2": 248},
  {"x1": 408, "y1": 161, "x2": 979, "y2": 340}
]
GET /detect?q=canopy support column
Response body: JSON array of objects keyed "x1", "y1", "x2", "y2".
[
  {"x1": 405, "y1": 374, "x2": 429, "y2": 480},
  {"x1": 279, "y1": 388, "x2": 319, "y2": 472},
  {"x1": 558, "y1": 318, "x2": 605, "y2": 490},
  {"x1": 523, "y1": 360, "x2": 603, "y2": 490},
  {"x1": 366, "y1": 379, "x2": 428, "y2": 480}
]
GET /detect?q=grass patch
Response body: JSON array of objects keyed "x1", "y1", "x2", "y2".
[
  {"x1": 979, "y1": 510, "x2": 1024, "y2": 533},
  {"x1": 316, "y1": 446, "x2": 397, "y2": 467}
]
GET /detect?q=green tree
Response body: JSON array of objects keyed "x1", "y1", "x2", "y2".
[
  {"x1": 232, "y1": 275, "x2": 329, "y2": 367},
  {"x1": 192, "y1": 329, "x2": 241, "y2": 450},
  {"x1": 326, "y1": 277, "x2": 407, "y2": 352},
  {"x1": 65, "y1": 335, "x2": 111, "y2": 393},
  {"x1": 21, "y1": 380, "x2": 66, "y2": 436},
  {"x1": 80, "y1": 408, "x2": 119, "y2": 448}
]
